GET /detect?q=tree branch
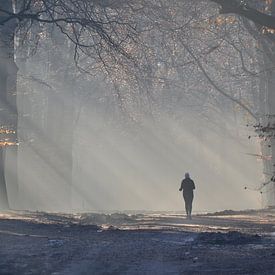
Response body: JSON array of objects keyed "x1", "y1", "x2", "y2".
[
  {"x1": 210, "y1": 0, "x2": 275, "y2": 29},
  {"x1": 180, "y1": 40, "x2": 257, "y2": 120}
]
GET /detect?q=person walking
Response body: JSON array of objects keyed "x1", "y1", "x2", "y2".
[{"x1": 179, "y1": 172, "x2": 195, "y2": 219}]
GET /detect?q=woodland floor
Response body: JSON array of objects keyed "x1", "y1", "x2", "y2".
[{"x1": 0, "y1": 209, "x2": 275, "y2": 274}]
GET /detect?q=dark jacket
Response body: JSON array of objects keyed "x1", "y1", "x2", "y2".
[{"x1": 179, "y1": 178, "x2": 195, "y2": 196}]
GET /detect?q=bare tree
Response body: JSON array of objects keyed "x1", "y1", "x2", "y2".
[{"x1": 0, "y1": 0, "x2": 139, "y2": 209}]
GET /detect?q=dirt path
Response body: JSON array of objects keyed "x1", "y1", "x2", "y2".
[{"x1": 0, "y1": 210, "x2": 275, "y2": 274}]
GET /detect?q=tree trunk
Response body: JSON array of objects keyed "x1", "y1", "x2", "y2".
[
  {"x1": 0, "y1": 1, "x2": 18, "y2": 210},
  {"x1": 262, "y1": 57, "x2": 275, "y2": 207},
  {"x1": 260, "y1": 1, "x2": 275, "y2": 207}
]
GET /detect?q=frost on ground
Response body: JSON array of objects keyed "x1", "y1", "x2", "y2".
[{"x1": 0, "y1": 210, "x2": 275, "y2": 274}]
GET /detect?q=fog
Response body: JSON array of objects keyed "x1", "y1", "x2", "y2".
[
  {"x1": 71, "y1": 110, "x2": 261, "y2": 212},
  {"x1": 11, "y1": 74, "x2": 262, "y2": 212},
  {"x1": 1, "y1": 0, "x2": 265, "y2": 213}
]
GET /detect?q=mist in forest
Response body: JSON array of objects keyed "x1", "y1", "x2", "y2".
[
  {"x1": 72, "y1": 109, "x2": 262, "y2": 212},
  {"x1": 10, "y1": 73, "x2": 262, "y2": 212},
  {"x1": 2, "y1": 0, "x2": 264, "y2": 213}
]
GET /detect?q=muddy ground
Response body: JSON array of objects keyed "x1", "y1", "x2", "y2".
[{"x1": 0, "y1": 210, "x2": 275, "y2": 274}]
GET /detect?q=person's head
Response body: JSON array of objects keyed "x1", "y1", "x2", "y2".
[{"x1": 185, "y1": 172, "x2": 190, "y2": 179}]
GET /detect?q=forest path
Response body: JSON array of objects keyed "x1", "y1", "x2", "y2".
[{"x1": 0, "y1": 210, "x2": 275, "y2": 274}]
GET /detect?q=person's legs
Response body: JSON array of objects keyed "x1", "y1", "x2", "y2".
[
  {"x1": 184, "y1": 194, "x2": 193, "y2": 219},
  {"x1": 183, "y1": 194, "x2": 189, "y2": 217},
  {"x1": 184, "y1": 199, "x2": 188, "y2": 216},
  {"x1": 186, "y1": 199, "x2": 191, "y2": 218},
  {"x1": 188, "y1": 195, "x2": 194, "y2": 217}
]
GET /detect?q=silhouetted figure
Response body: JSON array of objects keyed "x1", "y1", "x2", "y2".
[{"x1": 179, "y1": 173, "x2": 195, "y2": 219}]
